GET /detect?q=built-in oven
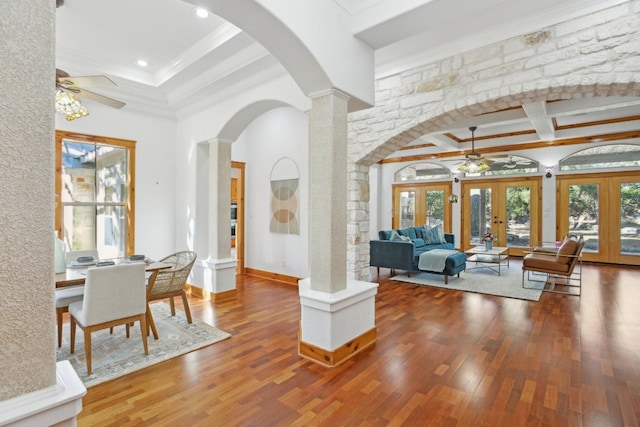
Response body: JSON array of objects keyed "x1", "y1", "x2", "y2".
[{"x1": 231, "y1": 203, "x2": 237, "y2": 240}]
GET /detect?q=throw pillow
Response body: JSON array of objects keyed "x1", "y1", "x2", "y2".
[
  {"x1": 421, "y1": 225, "x2": 440, "y2": 244},
  {"x1": 389, "y1": 230, "x2": 404, "y2": 242},
  {"x1": 434, "y1": 223, "x2": 446, "y2": 244},
  {"x1": 421, "y1": 224, "x2": 447, "y2": 244}
]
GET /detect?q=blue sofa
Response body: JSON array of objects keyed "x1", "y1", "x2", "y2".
[{"x1": 370, "y1": 226, "x2": 466, "y2": 283}]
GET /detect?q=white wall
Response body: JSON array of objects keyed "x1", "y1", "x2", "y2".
[
  {"x1": 233, "y1": 107, "x2": 310, "y2": 278},
  {"x1": 55, "y1": 102, "x2": 177, "y2": 260}
]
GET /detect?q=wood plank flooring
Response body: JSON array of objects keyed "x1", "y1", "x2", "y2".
[{"x1": 76, "y1": 260, "x2": 640, "y2": 426}]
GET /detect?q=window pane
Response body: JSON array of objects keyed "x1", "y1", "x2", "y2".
[
  {"x1": 620, "y1": 182, "x2": 640, "y2": 256},
  {"x1": 63, "y1": 205, "x2": 96, "y2": 251},
  {"x1": 395, "y1": 163, "x2": 450, "y2": 181},
  {"x1": 470, "y1": 188, "x2": 492, "y2": 245},
  {"x1": 569, "y1": 184, "x2": 599, "y2": 252},
  {"x1": 96, "y1": 145, "x2": 127, "y2": 203},
  {"x1": 97, "y1": 205, "x2": 126, "y2": 259},
  {"x1": 560, "y1": 144, "x2": 640, "y2": 171},
  {"x1": 399, "y1": 191, "x2": 415, "y2": 229},
  {"x1": 62, "y1": 141, "x2": 95, "y2": 202},
  {"x1": 506, "y1": 186, "x2": 530, "y2": 247},
  {"x1": 424, "y1": 190, "x2": 444, "y2": 227}
]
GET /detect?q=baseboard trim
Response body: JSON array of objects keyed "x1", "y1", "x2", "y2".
[
  {"x1": 298, "y1": 327, "x2": 377, "y2": 368},
  {"x1": 186, "y1": 285, "x2": 237, "y2": 302},
  {"x1": 245, "y1": 268, "x2": 300, "y2": 286}
]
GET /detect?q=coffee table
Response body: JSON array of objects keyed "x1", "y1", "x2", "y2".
[{"x1": 464, "y1": 246, "x2": 510, "y2": 275}]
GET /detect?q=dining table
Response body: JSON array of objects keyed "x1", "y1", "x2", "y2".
[{"x1": 55, "y1": 259, "x2": 173, "y2": 340}]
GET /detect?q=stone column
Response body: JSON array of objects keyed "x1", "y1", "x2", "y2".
[
  {"x1": 308, "y1": 89, "x2": 349, "y2": 293},
  {"x1": 0, "y1": 2, "x2": 85, "y2": 424},
  {"x1": 192, "y1": 139, "x2": 237, "y2": 301},
  {"x1": 299, "y1": 90, "x2": 378, "y2": 367}
]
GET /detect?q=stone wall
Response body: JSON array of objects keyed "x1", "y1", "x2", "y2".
[{"x1": 346, "y1": 0, "x2": 640, "y2": 280}]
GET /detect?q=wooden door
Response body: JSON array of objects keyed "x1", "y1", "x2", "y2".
[
  {"x1": 461, "y1": 177, "x2": 541, "y2": 256},
  {"x1": 392, "y1": 182, "x2": 453, "y2": 232},
  {"x1": 557, "y1": 172, "x2": 640, "y2": 265}
]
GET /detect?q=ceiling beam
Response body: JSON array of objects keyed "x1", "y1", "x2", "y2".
[
  {"x1": 378, "y1": 130, "x2": 640, "y2": 164},
  {"x1": 522, "y1": 101, "x2": 556, "y2": 141}
]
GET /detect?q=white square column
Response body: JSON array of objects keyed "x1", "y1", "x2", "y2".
[{"x1": 191, "y1": 139, "x2": 237, "y2": 301}]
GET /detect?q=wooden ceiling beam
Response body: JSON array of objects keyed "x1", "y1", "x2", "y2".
[{"x1": 378, "y1": 130, "x2": 640, "y2": 164}]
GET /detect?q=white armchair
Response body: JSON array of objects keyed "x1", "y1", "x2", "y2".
[{"x1": 68, "y1": 263, "x2": 148, "y2": 375}]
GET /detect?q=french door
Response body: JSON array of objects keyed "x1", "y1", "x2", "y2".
[
  {"x1": 392, "y1": 183, "x2": 453, "y2": 232},
  {"x1": 557, "y1": 172, "x2": 640, "y2": 265},
  {"x1": 461, "y1": 177, "x2": 541, "y2": 257}
]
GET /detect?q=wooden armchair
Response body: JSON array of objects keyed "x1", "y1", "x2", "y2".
[
  {"x1": 522, "y1": 235, "x2": 585, "y2": 296},
  {"x1": 146, "y1": 251, "x2": 197, "y2": 339}
]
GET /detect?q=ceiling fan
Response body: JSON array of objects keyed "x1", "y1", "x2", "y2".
[
  {"x1": 447, "y1": 126, "x2": 507, "y2": 173},
  {"x1": 55, "y1": 68, "x2": 126, "y2": 121}
]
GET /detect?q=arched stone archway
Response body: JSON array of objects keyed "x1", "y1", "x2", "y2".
[{"x1": 346, "y1": 2, "x2": 640, "y2": 280}]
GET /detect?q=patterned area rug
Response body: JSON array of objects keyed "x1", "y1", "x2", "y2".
[
  {"x1": 391, "y1": 261, "x2": 545, "y2": 301},
  {"x1": 57, "y1": 302, "x2": 231, "y2": 387}
]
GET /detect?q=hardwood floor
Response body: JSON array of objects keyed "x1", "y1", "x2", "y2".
[{"x1": 76, "y1": 261, "x2": 640, "y2": 426}]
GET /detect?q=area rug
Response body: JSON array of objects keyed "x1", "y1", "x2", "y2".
[
  {"x1": 391, "y1": 262, "x2": 544, "y2": 301},
  {"x1": 57, "y1": 302, "x2": 231, "y2": 387}
]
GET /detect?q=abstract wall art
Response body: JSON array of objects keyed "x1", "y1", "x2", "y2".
[{"x1": 270, "y1": 157, "x2": 300, "y2": 234}]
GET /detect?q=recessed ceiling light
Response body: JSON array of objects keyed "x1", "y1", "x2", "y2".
[
  {"x1": 136, "y1": 59, "x2": 148, "y2": 68},
  {"x1": 194, "y1": 7, "x2": 209, "y2": 18}
]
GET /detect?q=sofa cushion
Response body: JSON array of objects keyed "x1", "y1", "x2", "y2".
[
  {"x1": 411, "y1": 238, "x2": 426, "y2": 248},
  {"x1": 397, "y1": 227, "x2": 417, "y2": 239},
  {"x1": 556, "y1": 236, "x2": 579, "y2": 264},
  {"x1": 379, "y1": 230, "x2": 392, "y2": 240}
]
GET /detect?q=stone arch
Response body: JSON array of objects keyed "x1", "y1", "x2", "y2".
[{"x1": 347, "y1": 81, "x2": 640, "y2": 280}]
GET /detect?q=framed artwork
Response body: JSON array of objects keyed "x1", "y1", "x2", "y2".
[{"x1": 270, "y1": 157, "x2": 300, "y2": 234}]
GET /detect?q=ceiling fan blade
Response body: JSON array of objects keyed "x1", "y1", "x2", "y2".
[
  {"x1": 59, "y1": 75, "x2": 117, "y2": 88},
  {"x1": 76, "y1": 88, "x2": 126, "y2": 109},
  {"x1": 486, "y1": 154, "x2": 509, "y2": 159}
]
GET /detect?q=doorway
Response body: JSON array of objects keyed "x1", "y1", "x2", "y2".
[
  {"x1": 232, "y1": 161, "x2": 245, "y2": 273},
  {"x1": 557, "y1": 172, "x2": 640, "y2": 265},
  {"x1": 461, "y1": 177, "x2": 541, "y2": 257}
]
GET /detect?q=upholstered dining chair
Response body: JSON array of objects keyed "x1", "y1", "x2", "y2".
[
  {"x1": 55, "y1": 249, "x2": 100, "y2": 347},
  {"x1": 146, "y1": 251, "x2": 197, "y2": 339},
  {"x1": 68, "y1": 263, "x2": 148, "y2": 375}
]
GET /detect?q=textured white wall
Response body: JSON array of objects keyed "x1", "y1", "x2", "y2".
[{"x1": 0, "y1": 1, "x2": 56, "y2": 400}]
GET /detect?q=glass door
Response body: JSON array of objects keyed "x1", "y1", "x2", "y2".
[
  {"x1": 557, "y1": 172, "x2": 640, "y2": 265},
  {"x1": 392, "y1": 183, "x2": 452, "y2": 231},
  {"x1": 462, "y1": 177, "x2": 541, "y2": 256}
]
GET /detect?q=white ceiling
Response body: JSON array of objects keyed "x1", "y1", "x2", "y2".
[{"x1": 55, "y1": 0, "x2": 640, "y2": 158}]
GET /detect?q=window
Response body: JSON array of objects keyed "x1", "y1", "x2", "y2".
[
  {"x1": 55, "y1": 131, "x2": 135, "y2": 258},
  {"x1": 395, "y1": 162, "x2": 451, "y2": 182},
  {"x1": 560, "y1": 144, "x2": 640, "y2": 171}
]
